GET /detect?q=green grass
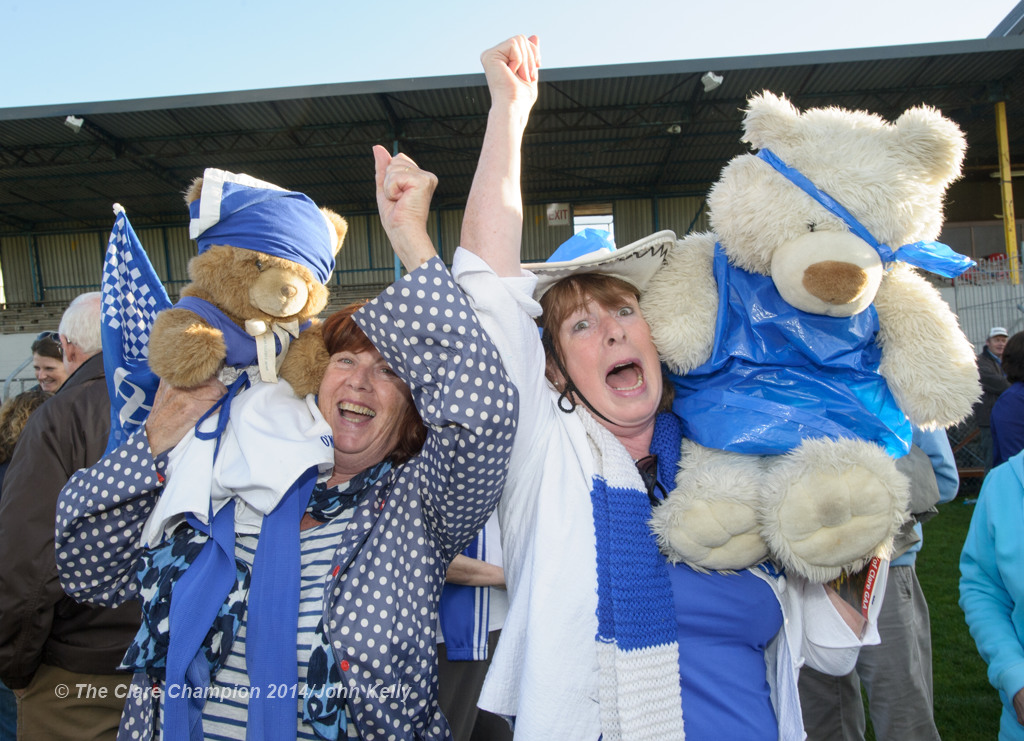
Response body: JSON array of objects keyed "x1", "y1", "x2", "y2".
[{"x1": 866, "y1": 484, "x2": 1003, "y2": 740}]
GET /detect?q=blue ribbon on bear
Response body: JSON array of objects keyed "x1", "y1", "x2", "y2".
[{"x1": 756, "y1": 148, "x2": 975, "y2": 279}]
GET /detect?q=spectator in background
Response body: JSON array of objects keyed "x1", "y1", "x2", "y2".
[
  {"x1": 800, "y1": 427, "x2": 958, "y2": 741},
  {"x1": 437, "y1": 512, "x2": 512, "y2": 741},
  {"x1": 990, "y1": 331, "x2": 1024, "y2": 468},
  {"x1": 0, "y1": 292, "x2": 140, "y2": 741},
  {"x1": 0, "y1": 387, "x2": 51, "y2": 496},
  {"x1": 975, "y1": 326, "x2": 1010, "y2": 470},
  {"x1": 0, "y1": 386, "x2": 52, "y2": 738},
  {"x1": 30, "y1": 330, "x2": 69, "y2": 393},
  {"x1": 960, "y1": 444, "x2": 1024, "y2": 741}
]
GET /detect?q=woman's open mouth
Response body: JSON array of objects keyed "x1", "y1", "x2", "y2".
[
  {"x1": 338, "y1": 401, "x2": 376, "y2": 421},
  {"x1": 606, "y1": 362, "x2": 644, "y2": 392}
]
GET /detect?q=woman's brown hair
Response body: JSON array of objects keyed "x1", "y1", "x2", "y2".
[
  {"x1": 1002, "y1": 331, "x2": 1024, "y2": 384},
  {"x1": 538, "y1": 273, "x2": 673, "y2": 412},
  {"x1": 30, "y1": 331, "x2": 62, "y2": 361},
  {"x1": 0, "y1": 388, "x2": 51, "y2": 464},
  {"x1": 320, "y1": 303, "x2": 427, "y2": 465}
]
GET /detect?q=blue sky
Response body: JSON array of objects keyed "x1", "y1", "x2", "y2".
[{"x1": 1, "y1": 0, "x2": 1018, "y2": 109}]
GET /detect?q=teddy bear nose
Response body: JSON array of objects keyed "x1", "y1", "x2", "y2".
[
  {"x1": 802, "y1": 261, "x2": 869, "y2": 305},
  {"x1": 280, "y1": 284, "x2": 298, "y2": 299}
]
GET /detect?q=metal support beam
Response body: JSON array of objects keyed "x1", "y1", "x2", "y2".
[
  {"x1": 996, "y1": 100, "x2": 1019, "y2": 284},
  {"x1": 161, "y1": 226, "x2": 173, "y2": 296},
  {"x1": 30, "y1": 235, "x2": 41, "y2": 302}
]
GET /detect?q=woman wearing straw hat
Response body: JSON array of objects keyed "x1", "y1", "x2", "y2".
[{"x1": 451, "y1": 35, "x2": 884, "y2": 740}]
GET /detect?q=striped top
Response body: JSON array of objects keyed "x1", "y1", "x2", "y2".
[{"x1": 158, "y1": 512, "x2": 360, "y2": 740}]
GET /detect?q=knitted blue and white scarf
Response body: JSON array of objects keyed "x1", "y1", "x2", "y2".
[{"x1": 581, "y1": 408, "x2": 686, "y2": 739}]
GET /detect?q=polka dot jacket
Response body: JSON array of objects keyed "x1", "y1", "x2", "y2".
[{"x1": 55, "y1": 258, "x2": 518, "y2": 740}]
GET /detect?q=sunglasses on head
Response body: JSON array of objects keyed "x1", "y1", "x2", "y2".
[{"x1": 35, "y1": 330, "x2": 63, "y2": 356}]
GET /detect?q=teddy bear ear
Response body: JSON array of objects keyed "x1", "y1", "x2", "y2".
[
  {"x1": 184, "y1": 176, "x2": 204, "y2": 206},
  {"x1": 321, "y1": 208, "x2": 348, "y2": 257},
  {"x1": 893, "y1": 106, "x2": 967, "y2": 187},
  {"x1": 741, "y1": 91, "x2": 802, "y2": 151}
]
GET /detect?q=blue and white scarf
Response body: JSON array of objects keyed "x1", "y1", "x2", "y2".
[
  {"x1": 127, "y1": 454, "x2": 390, "y2": 741},
  {"x1": 582, "y1": 409, "x2": 686, "y2": 739}
]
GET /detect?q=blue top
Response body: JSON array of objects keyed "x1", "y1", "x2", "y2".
[
  {"x1": 669, "y1": 562, "x2": 782, "y2": 740},
  {"x1": 960, "y1": 451, "x2": 1024, "y2": 741},
  {"x1": 669, "y1": 243, "x2": 911, "y2": 458},
  {"x1": 893, "y1": 426, "x2": 959, "y2": 567},
  {"x1": 991, "y1": 382, "x2": 1024, "y2": 468}
]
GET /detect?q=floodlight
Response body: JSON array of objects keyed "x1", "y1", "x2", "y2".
[{"x1": 701, "y1": 71, "x2": 723, "y2": 92}]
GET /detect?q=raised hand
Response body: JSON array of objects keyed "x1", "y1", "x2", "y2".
[
  {"x1": 480, "y1": 34, "x2": 541, "y2": 112},
  {"x1": 460, "y1": 34, "x2": 540, "y2": 277},
  {"x1": 372, "y1": 145, "x2": 438, "y2": 271}
]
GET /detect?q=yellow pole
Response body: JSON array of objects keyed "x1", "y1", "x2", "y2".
[{"x1": 995, "y1": 101, "x2": 1019, "y2": 285}]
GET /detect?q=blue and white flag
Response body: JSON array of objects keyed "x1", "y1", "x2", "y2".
[{"x1": 101, "y1": 204, "x2": 172, "y2": 453}]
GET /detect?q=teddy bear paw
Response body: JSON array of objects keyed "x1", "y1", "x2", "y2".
[
  {"x1": 761, "y1": 437, "x2": 910, "y2": 583},
  {"x1": 651, "y1": 440, "x2": 771, "y2": 571},
  {"x1": 148, "y1": 309, "x2": 229, "y2": 389},
  {"x1": 651, "y1": 495, "x2": 769, "y2": 572}
]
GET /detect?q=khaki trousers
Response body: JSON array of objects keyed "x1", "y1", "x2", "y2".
[{"x1": 16, "y1": 664, "x2": 129, "y2": 741}]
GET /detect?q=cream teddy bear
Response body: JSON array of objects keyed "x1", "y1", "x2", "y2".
[{"x1": 642, "y1": 92, "x2": 979, "y2": 582}]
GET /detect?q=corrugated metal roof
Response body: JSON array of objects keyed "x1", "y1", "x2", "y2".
[{"x1": 1, "y1": 37, "x2": 1023, "y2": 235}]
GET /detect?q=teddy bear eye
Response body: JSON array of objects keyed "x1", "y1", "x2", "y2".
[
  {"x1": 254, "y1": 258, "x2": 265, "y2": 271},
  {"x1": 807, "y1": 222, "x2": 817, "y2": 233}
]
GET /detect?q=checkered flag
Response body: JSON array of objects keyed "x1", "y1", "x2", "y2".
[{"x1": 101, "y1": 204, "x2": 172, "y2": 453}]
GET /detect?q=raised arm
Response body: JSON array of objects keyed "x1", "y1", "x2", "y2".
[
  {"x1": 373, "y1": 146, "x2": 439, "y2": 271},
  {"x1": 460, "y1": 34, "x2": 541, "y2": 276}
]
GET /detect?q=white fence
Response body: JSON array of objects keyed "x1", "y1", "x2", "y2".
[{"x1": 949, "y1": 256, "x2": 1024, "y2": 350}]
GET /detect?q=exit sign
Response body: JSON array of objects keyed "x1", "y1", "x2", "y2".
[{"x1": 547, "y1": 203, "x2": 570, "y2": 226}]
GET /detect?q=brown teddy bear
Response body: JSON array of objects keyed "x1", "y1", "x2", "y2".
[{"x1": 148, "y1": 168, "x2": 346, "y2": 395}]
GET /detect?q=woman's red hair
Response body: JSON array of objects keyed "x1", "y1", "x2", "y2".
[{"x1": 320, "y1": 302, "x2": 427, "y2": 465}]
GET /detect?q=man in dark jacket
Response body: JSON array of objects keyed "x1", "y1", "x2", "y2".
[
  {"x1": 0, "y1": 293, "x2": 140, "y2": 740},
  {"x1": 975, "y1": 326, "x2": 1011, "y2": 470}
]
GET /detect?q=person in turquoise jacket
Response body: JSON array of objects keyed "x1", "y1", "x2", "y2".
[{"x1": 960, "y1": 450, "x2": 1024, "y2": 740}]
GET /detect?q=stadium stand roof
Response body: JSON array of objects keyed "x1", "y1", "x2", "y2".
[{"x1": 1, "y1": 35, "x2": 1023, "y2": 234}]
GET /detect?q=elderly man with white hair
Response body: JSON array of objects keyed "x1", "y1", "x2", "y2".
[{"x1": 0, "y1": 291, "x2": 140, "y2": 741}]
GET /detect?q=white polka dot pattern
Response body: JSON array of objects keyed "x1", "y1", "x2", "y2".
[
  {"x1": 56, "y1": 258, "x2": 518, "y2": 740},
  {"x1": 56, "y1": 431, "x2": 162, "y2": 607}
]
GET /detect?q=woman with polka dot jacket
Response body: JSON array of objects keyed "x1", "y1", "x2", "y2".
[{"x1": 54, "y1": 149, "x2": 518, "y2": 741}]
